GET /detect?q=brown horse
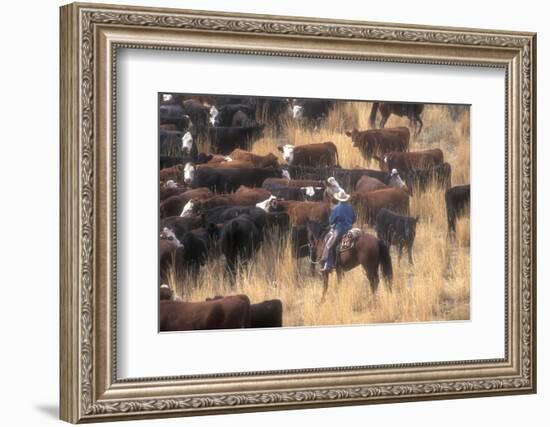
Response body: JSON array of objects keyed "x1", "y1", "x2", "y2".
[
  {"x1": 369, "y1": 102, "x2": 424, "y2": 135},
  {"x1": 306, "y1": 221, "x2": 393, "y2": 302}
]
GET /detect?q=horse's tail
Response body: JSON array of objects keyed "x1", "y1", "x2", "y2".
[
  {"x1": 369, "y1": 102, "x2": 380, "y2": 128},
  {"x1": 377, "y1": 239, "x2": 393, "y2": 283}
]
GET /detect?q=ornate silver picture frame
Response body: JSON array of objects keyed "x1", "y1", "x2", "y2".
[{"x1": 60, "y1": 2, "x2": 536, "y2": 423}]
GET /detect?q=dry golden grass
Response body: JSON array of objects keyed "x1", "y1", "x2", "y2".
[{"x1": 165, "y1": 102, "x2": 471, "y2": 327}]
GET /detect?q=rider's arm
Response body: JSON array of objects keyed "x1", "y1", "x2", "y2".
[{"x1": 329, "y1": 205, "x2": 338, "y2": 226}]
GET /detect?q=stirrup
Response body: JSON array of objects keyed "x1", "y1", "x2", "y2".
[{"x1": 320, "y1": 263, "x2": 331, "y2": 272}]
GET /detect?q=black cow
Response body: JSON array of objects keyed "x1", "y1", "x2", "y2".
[
  {"x1": 159, "y1": 105, "x2": 189, "y2": 131},
  {"x1": 185, "y1": 165, "x2": 282, "y2": 193},
  {"x1": 159, "y1": 215, "x2": 204, "y2": 241},
  {"x1": 201, "y1": 206, "x2": 289, "y2": 234},
  {"x1": 445, "y1": 185, "x2": 470, "y2": 234},
  {"x1": 288, "y1": 99, "x2": 333, "y2": 126},
  {"x1": 264, "y1": 211, "x2": 290, "y2": 232},
  {"x1": 208, "y1": 125, "x2": 265, "y2": 154},
  {"x1": 250, "y1": 299, "x2": 283, "y2": 328},
  {"x1": 284, "y1": 165, "x2": 390, "y2": 192},
  {"x1": 404, "y1": 162, "x2": 452, "y2": 194},
  {"x1": 174, "y1": 228, "x2": 212, "y2": 278},
  {"x1": 159, "y1": 129, "x2": 184, "y2": 157},
  {"x1": 256, "y1": 98, "x2": 290, "y2": 128},
  {"x1": 211, "y1": 103, "x2": 254, "y2": 126},
  {"x1": 231, "y1": 110, "x2": 254, "y2": 127},
  {"x1": 262, "y1": 182, "x2": 324, "y2": 202},
  {"x1": 220, "y1": 214, "x2": 263, "y2": 282},
  {"x1": 203, "y1": 206, "x2": 268, "y2": 230},
  {"x1": 375, "y1": 208, "x2": 418, "y2": 264},
  {"x1": 182, "y1": 99, "x2": 209, "y2": 131}
]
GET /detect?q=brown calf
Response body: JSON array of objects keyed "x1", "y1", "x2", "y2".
[
  {"x1": 355, "y1": 175, "x2": 389, "y2": 193},
  {"x1": 376, "y1": 148, "x2": 444, "y2": 173},
  {"x1": 351, "y1": 188, "x2": 410, "y2": 224},
  {"x1": 160, "y1": 164, "x2": 184, "y2": 183},
  {"x1": 278, "y1": 142, "x2": 339, "y2": 167},
  {"x1": 345, "y1": 126, "x2": 410, "y2": 161},
  {"x1": 192, "y1": 187, "x2": 272, "y2": 211},
  {"x1": 274, "y1": 200, "x2": 330, "y2": 226},
  {"x1": 228, "y1": 149, "x2": 280, "y2": 168}
]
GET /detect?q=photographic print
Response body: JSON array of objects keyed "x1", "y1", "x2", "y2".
[
  {"x1": 158, "y1": 94, "x2": 471, "y2": 331},
  {"x1": 60, "y1": 4, "x2": 535, "y2": 421}
]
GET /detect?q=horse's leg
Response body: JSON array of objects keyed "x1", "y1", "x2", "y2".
[
  {"x1": 417, "y1": 116, "x2": 423, "y2": 135},
  {"x1": 407, "y1": 243, "x2": 414, "y2": 265},
  {"x1": 380, "y1": 114, "x2": 389, "y2": 129},
  {"x1": 398, "y1": 245, "x2": 403, "y2": 264},
  {"x1": 309, "y1": 245, "x2": 317, "y2": 276},
  {"x1": 320, "y1": 271, "x2": 329, "y2": 303},
  {"x1": 336, "y1": 268, "x2": 343, "y2": 284},
  {"x1": 309, "y1": 260, "x2": 316, "y2": 277}
]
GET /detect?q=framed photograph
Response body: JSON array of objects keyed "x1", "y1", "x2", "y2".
[{"x1": 60, "y1": 2, "x2": 536, "y2": 423}]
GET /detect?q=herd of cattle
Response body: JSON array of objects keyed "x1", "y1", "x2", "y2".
[{"x1": 158, "y1": 94, "x2": 470, "y2": 332}]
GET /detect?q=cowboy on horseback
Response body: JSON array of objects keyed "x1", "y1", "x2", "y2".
[{"x1": 320, "y1": 189, "x2": 356, "y2": 272}]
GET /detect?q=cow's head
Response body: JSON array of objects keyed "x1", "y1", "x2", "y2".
[
  {"x1": 300, "y1": 186, "x2": 325, "y2": 201},
  {"x1": 181, "y1": 114, "x2": 195, "y2": 134},
  {"x1": 160, "y1": 284, "x2": 176, "y2": 301},
  {"x1": 164, "y1": 180, "x2": 177, "y2": 189},
  {"x1": 256, "y1": 195, "x2": 277, "y2": 212},
  {"x1": 196, "y1": 152, "x2": 213, "y2": 164},
  {"x1": 183, "y1": 162, "x2": 196, "y2": 185},
  {"x1": 281, "y1": 169, "x2": 291, "y2": 180},
  {"x1": 291, "y1": 104, "x2": 304, "y2": 120},
  {"x1": 345, "y1": 128, "x2": 359, "y2": 146},
  {"x1": 389, "y1": 168, "x2": 408, "y2": 192},
  {"x1": 278, "y1": 144, "x2": 295, "y2": 164},
  {"x1": 180, "y1": 199, "x2": 196, "y2": 217},
  {"x1": 160, "y1": 227, "x2": 182, "y2": 247},
  {"x1": 181, "y1": 131, "x2": 194, "y2": 155},
  {"x1": 209, "y1": 105, "x2": 219, "y2": 126},
  {"x1": 261, "y1": 153, "x2": 279, "y2": 168}
]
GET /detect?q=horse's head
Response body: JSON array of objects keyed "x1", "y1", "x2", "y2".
[{"x1": 306, "y1": 220, "x2": 328, "y2": 258}]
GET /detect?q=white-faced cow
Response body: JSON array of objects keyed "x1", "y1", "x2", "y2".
[{"x1": 278, "y1": 142, "x2": 339, "y2": 167}]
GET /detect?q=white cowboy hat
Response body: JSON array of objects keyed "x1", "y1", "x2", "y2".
[{"x1": 333, "y1": 189, "x2": 351, "y2": 202}]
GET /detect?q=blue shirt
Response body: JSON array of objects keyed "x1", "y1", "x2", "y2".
[{"x1": 329, "y1": 202, "x2": 356, "y2": 234}]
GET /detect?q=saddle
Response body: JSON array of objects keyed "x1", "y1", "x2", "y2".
[{"x1": 337, "y1": 228, "x2": 362, "y2": 253}]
